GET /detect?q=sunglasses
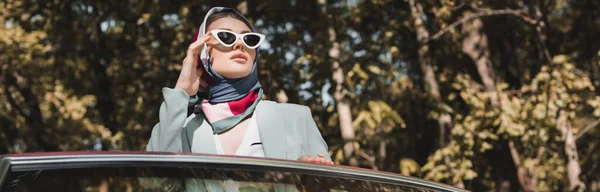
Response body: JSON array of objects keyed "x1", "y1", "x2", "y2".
[{"x1": 210, "y1": 30, "x2": 265, "y2": 49}]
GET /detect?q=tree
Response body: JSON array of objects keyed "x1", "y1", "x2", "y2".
[{"x1": 3, "y1": 0, "x2": 600, "y2": 191}]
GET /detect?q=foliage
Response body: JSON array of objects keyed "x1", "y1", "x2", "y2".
[{"x1": 2, "y1": 0, "x2": 600, "y2": 191}]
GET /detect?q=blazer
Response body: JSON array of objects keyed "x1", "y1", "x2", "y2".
[{"x1": 146, "y1": 88, "x2": 331, "y2": 161}]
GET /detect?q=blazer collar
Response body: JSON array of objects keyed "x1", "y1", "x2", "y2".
[{"x1": 185, "y1": 113, "x2": 217, "y2": 154}]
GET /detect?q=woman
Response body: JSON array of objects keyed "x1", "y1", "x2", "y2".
[{"x1": 146, "y1": 7, "x2": 332, "y2": 165}]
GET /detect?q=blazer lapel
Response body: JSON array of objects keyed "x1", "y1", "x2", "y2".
[
  {"x1": 256, "y1": 101, "x2": 287, "y2": 159},
  {"x1": 184, "y1": 113, "x2": 217, "y2": 154}
]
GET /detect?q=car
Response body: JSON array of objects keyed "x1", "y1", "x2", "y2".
[{"x1": 0, "y1": 152, "x2": 468, "y2": 192}]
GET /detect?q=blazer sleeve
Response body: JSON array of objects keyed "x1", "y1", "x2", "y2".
[
  {"x1": 303, "y1": 106, "x2": 332, "y2": 161},
  {"x1": 146, "y1": 88, "x2": 192, "y2": 152}
]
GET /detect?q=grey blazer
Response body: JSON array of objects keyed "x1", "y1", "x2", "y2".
[{"x1": 146, "y1": 88, "x2": 331, "y2": 161}]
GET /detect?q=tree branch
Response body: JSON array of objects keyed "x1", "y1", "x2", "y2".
[
  {"x1": 533, "y1": 146, "x2": 545, "y2": 169},
  {"x1": 428, "y1": 8, "x2": 535, "y2": 42},
  {"x1": 2, "y1": 65, "x2": 28, "y2": 118},
  {"x1": 509, "y1": 140, "x2": 545, "y2": 191},
  {"x1": 2, "y1": 64, "x2": 56, "y2": 152},
  {"x1": 530, "y1": 146, "x2": 545, "y2": 191},
  {"x1": 509, "y1": 140, "x2": 531, "y2": 190},
  {"x1": 451, "y1": 1, "x2": 467, "y2": 11},
  {"x1": 508, "y1": 141, "x2": 522, "y2": 166},
  {"x1": 581, "y1": 143, "x2": 599, "y2": 182},
  {"x1": 575, "y1": 118, "x2": 600, "y2": 140},
  {"x1": 4, "y1": 85, "x2": 28, "y2": 118},
  {"x1": 359, "y1": 150, "x2": 378, "y2": 171}
]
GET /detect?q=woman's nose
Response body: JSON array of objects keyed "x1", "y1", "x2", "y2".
[{"x1": 232, "y1": 37, "x2": 245, "y2": 51}]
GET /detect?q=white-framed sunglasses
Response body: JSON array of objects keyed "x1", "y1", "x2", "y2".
[{"x1": 210, "y1": 29, "x2": 265, "y2": 49}]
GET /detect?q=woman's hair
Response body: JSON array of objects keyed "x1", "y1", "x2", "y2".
[{"x1": 206, "y1": 11, "x2": 253, "y2": 30}]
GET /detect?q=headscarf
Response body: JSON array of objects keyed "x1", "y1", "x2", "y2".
[{"x1": 191, "y1": 7, "x2": 263, "y2": 134}]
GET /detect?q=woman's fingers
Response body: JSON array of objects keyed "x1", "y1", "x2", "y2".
[
  {"x1": 176, "y1": 33, "x2": 212, "y2": 96},
  {"x1": 298, "y1": 155, "x2": 334, "y2": 165},
  {"x1": 315, "y1": 154, "x2": 333, "y2": 164},
  {"x1": 186, "y1": 33, "x2": 212, "y2": 57},
  {"x1": 297, "y1": 156, "x2": 308, "y2": 162}
]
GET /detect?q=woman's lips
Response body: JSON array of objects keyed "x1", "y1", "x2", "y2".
[{"x1": 230, "y1": 52, "x2": 248, "y2": 63}]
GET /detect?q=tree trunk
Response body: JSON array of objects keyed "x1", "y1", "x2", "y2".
[
  {"x1": 317, "y1": 0, "x2": 356, "y2": 165},
  {"x1": 461, "y1": 16, "x2": 498, "y2": 105},
  {"x1": 91, "y1": 16, "x2": 117, "y2": 147},
  {"x1": 558, "y1": 111, "x2": 586, "y2": 192},
  {"x1": 498, "y1": 2, "x2": 553, "y2": 191},
  {"x1": 530, "y1": 2, "x2": 585, "y2": 191},
  {"x1": 407, "y1": 0, "x2": 452, "y2": 147},
  {"x1": 461, "y1": 12, "x2": 520, "y2": 192},
  {"x1": 564, "y1": 126, "x2": 585, "y2": 192},
  {"x1": 2, "y1": 67, "x2": 58, "y2": 152},
  {"x1": 408, "y1": 0, "x2": 461, "y2": 188}
]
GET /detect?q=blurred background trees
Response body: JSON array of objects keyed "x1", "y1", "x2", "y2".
[{"x1": 1, "y1": 0, "x2": 600, "y2": 191}]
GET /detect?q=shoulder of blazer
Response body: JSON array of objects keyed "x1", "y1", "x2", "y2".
[{"x1": 259, "y1": 100, "x2": 309, "y2": 117}]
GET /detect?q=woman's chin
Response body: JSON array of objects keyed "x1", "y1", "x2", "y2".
[
  {"x1": 218, "y1": 70, "x2": 252, "y2": 79},
  {"x1": 213, "y1": 62, "x2": 252, "y2": 79}
]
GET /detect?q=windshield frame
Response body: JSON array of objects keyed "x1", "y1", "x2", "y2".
[{"x1": 0, "y1": 152, "x2": 467, "y2": 192}]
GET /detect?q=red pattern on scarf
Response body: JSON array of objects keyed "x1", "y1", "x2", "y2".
[{"x1": 228, "y1": 89, "x2": 259, "y2": 115}]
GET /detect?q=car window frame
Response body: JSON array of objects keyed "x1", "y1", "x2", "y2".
[{"x1": 0, "y1": 152, "x2": 468, "y2": 192}]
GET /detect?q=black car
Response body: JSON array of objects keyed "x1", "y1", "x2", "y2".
[{"x1": 0, "y1": 152, "x2": 467, "y2": 192}]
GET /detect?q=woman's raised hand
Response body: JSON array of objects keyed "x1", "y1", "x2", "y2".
[{"x1": 175, "y1": 33, "x2": 212, "y2": 96}]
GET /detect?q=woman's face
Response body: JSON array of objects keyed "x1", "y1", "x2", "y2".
[{"x1": 206, "y1": 17, "x2": 256, "y2": 79}]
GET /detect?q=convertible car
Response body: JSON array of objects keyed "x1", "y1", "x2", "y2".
[{"x1": 0, "y1": 152, "x2": 467, "y2": 191}]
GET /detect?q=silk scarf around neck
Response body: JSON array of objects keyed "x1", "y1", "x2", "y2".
[{"x1": 193, "y1": 89, "x2": 262, "y2": 134}]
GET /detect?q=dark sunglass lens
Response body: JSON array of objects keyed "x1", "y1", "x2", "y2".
[
  {"x1": 217, "y1": 32, "x2": 236, "y2": 44},
  {"x1": 243, "y1": 35, "x2": 261, "y2": 46}
]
